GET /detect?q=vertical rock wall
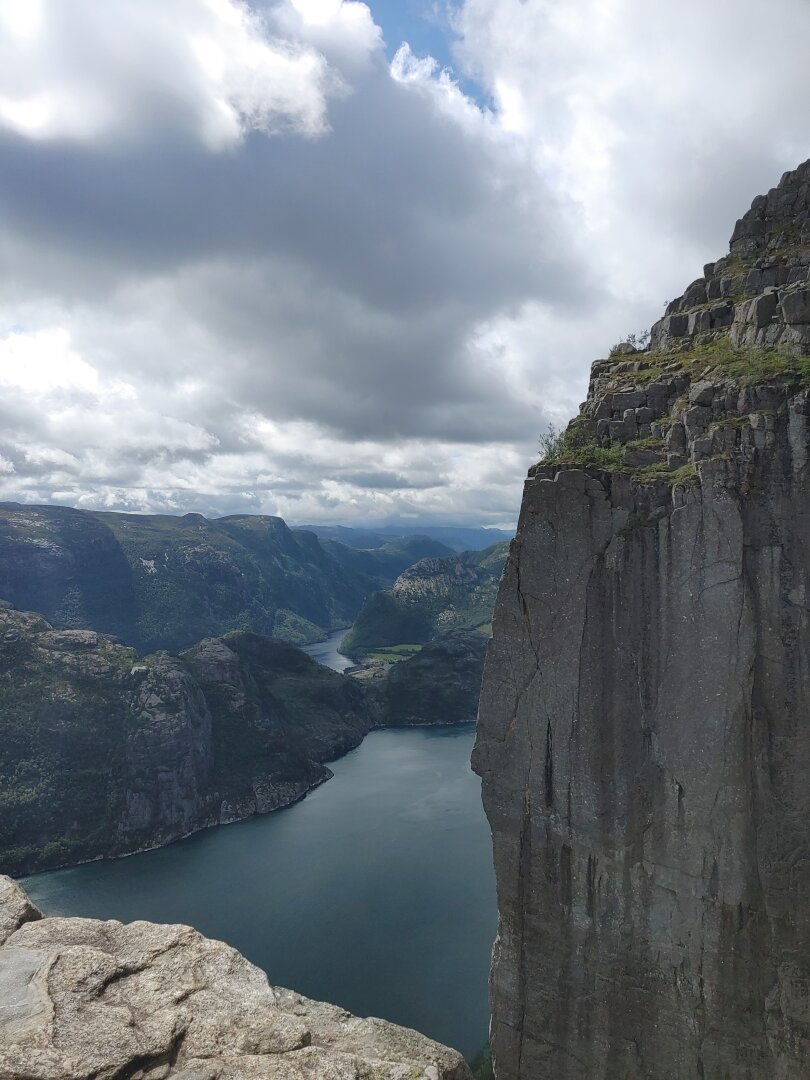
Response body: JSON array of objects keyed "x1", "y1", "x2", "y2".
[{"x1": 474, "y1": 161, "x2": 810, "y2": 1079}]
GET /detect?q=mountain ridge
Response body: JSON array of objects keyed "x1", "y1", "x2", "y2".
[
  {"x1": 0, "y1": 502, "x2": 455, "y2": 653},
  {"x1": 340, "y1": 541, "x2": 508, "y2": 658}
]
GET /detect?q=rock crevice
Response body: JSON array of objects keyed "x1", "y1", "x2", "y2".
[{"x1": 0, "y1": 876, "x2": 472, "y2": 1080}]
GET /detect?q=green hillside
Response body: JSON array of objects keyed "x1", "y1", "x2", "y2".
[{"x1": 340, "y1": 541, "x2": 509, "y2": 658}]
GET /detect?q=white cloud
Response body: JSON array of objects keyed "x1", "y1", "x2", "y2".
[
  {"x1": 454, "y1": 0, "x2": 810, "y2": 297},
  {"x1": 0, "y1": 0, "x2": 44, "y2": 41},
  {"x1": 0, "y1": 328, "x2": 99, "y2": 392},
  {"x1": 0, "y1": 0, "x2": 337, "y2": 147}
]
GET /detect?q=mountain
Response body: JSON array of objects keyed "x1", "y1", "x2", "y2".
[
  {"x1": 0, "y1": 504, "x2": 434, "y2": 652},
  {"x1": 0, "y1": 597, "x2": 487, "y2": 877},
  {"x1": 376, "y1": 627, "x2": 488, "y2": 727},
  {"x1": 374, "y1": 525, "x2": 513, "y2": 552},
  {"x1": 314, "y1": 533, "x2": 455, "y2": 589},
  {"x1": 299, "y1": 524, "x2": 513, "y2": 552},
  {"x1": 340, "y1": 542, "x2": 509, "y2": 658},
  {"x1": 0, "y1": 600, "x2": 378, "y2": 876},
  {"x1": 474, "y1": 160, "x2": 810, "y2": 1078}
]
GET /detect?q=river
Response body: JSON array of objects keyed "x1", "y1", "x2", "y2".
[
  {"x1": 300, "y1": 628, "x2": 355, "y2": 673},
  {"x1": 24, "y1": 638, "x2": 496, "y2": 1060}
]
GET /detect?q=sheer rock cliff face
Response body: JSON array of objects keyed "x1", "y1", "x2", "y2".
[
  {"x1": 473, "y1": 160, "x2": 810, "y2": 1079},
  {"x1": 0, "y1": 876, "x2": 472, "y2": 1080}
]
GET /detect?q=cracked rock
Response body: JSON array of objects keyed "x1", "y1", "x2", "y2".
[{"x1": 0, "y1": 877, "x2": 471, "y2": 1080}]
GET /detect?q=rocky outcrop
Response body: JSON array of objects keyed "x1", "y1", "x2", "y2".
[
  {"x1": 0, "y1": 602, "x2": 375, "y2": 876},
  {"x1": 0, "y1": 876, "x2": 471, "y2": 1080},
  {"x1": 651, "y1": 161, "x2": 810, "y2": 355},
  {"x1": 474, "y1": 160, "x2": 810, "y2": 1078}
]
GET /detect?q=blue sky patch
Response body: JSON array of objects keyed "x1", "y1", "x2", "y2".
[{"x1": 367, "y1": 0, "x2": 487, "y2": 105}]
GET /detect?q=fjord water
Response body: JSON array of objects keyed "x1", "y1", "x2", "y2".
[
  {"x1": 24, "y1": 724, "x2": 495, "y2": 1058},
  {"x1": 300, "y1": 628, "x2": 355, "y2": 672}
]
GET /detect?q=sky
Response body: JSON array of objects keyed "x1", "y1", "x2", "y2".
[{"x1": 0, "y1": 0, "x2": 808, "y2": 528}]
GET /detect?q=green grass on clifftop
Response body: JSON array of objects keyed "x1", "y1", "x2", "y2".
[{"x1": 621, "y1": 338, "x2": 810, "y2": 387}]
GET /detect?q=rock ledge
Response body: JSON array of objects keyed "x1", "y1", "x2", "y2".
[{"x1": 0, "y1": 876, "x2": 471, "y2": 1080}]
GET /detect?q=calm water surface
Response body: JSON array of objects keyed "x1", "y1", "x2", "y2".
[
  {"x1": 25, "y1": 724, "x2": 496, "y2": 1058},
  {"x1": 300, "y1": 629, "x2": 354, "y2": 673}
]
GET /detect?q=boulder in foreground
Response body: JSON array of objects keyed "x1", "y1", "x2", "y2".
[{"x1": 0, "y1": 875, "x2": 471, "y2": 1080}]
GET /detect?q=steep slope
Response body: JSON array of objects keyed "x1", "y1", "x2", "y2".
[
  {"x1": 0, "y1": 505, "x2": 413, "y2": 651},
  {"x1": 474, "y1": 160, "x2": 810, "y2": 1079},
  {"x1": 0, "y1": 602, "x2": 375, "y2": 876},
  {"x1": 375, "y1": 627, "x2": 488, "y2": 726},
  {"x1": 0, "y1": 876, "x2": 472, "y2": 1080},
  {"x1": 341, "y1": 542, "x2": 508, "y2": 658}
]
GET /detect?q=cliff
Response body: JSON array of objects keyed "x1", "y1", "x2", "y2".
[
  {"x1": 0, "y1": 602, "x2": 375, "y2": 876},
  {"x1": 0, "y1": 876, "x2": 472, "y2": 1080},
  {"x1": 473, "y1": 160, "x2": 810, "y2": 1078}
]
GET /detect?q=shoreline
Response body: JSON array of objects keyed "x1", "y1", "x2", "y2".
[{"x1": 20, "y1": 722, "x2": 477, "y2": 883}]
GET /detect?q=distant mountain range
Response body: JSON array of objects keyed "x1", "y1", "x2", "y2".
[
  {"x1": 0, "y1": 503, "x2": 454, "y2": 653},
  {"x1": 296, "y1": 523, "x2": 514, "y2": 553}
]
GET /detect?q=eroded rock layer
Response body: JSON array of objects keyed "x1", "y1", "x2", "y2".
[
  {"x1": 473, "y1": 160, "x2": 810, "y2": 1078},
  {"x1": 0, "y1": 876, "x2": 471, "y2": 1080}
]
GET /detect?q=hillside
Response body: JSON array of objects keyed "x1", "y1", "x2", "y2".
[
  {"x1": 375, "y1": 628, "x2": 488, "y2": 726},
  {"x1": 315, "y1": 533, "x2": 454, "y2": 589},
  {"x1": 0, "y1": 600, "x2": 376, "y2": 876},
  {"x1": 0, "y1": 597, "x2": 488, "y2": 877},
  {"x1": 0, "y1": 504, "x2": 448, "y2": 652},
  {"x1": 340, "y1": 541, "x2": 509, "y2": 658}
]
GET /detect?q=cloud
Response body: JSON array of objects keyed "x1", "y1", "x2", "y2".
[
  {"x1": 0, "y1": 0, "x2": 808, "y2": 526},
  {"x1": 0, "y1": 0, "x2": 337, "y2": 146},
  {"x1": 454, "y1": 0, "x2": 810, "y2": 294}
]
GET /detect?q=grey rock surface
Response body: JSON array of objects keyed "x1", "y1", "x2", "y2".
[
  {"x1": 0, "y1": 876, "x2": 471, "y2": 1080},
  {"x1": 474, "y1": 161, "x2": 810, "y2": 1078}
]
